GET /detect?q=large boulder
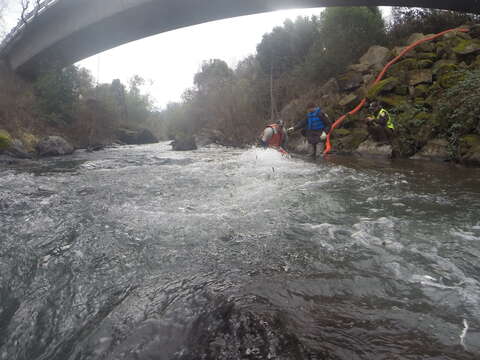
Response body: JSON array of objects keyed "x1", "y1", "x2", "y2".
[
  {"x1": 116, "y1": 127, "x2": 158, "y2": 145},
  {"x1": 171, "y1": 135, "x2": 197, "y2": 151},
  {"x1": 36, "y1": 136, "x2": 75, "y2": 157},
  {"x1": 359, "y1": 45, "x2": 391, "y2": 70},
  {"x1": 411, "y1": 139, "x2": 450, "y2": 162}
]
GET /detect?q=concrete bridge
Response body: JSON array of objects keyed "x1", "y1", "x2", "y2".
[{"x1": 1, "y1": 0, "x2": 479, "y2": 77}]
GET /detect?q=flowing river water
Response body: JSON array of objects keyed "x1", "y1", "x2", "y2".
[{"x1": 1, "y1": 142, "x2": 480, "y2": 360}]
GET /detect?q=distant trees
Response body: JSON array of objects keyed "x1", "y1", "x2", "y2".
[
  {"x1": 303, "y1": 7, "x2": 386, "y2": 83},
  {"x1": 388, "y1": 7, "x2": 480, "y2": 44}
]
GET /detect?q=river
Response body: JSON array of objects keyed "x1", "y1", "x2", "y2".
[{"x1": 1, "y1": 142, "x2": 480, "y2": 360}]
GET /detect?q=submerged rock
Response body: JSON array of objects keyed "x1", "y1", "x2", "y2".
[{"x1": 36, "y1": 136, "x2": 75, "y2": 157}]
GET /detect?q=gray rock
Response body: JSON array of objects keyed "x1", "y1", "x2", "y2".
[
  {"x1": 359, "y1": 46, "x2": 391, "y2": 70},
  {"x1": 411, "y1": 139, "x2": 450, "y2": 161},
  {"x1": 408, "y1": 69, "x2": 433, "y2": 86},
  {"x1": 36, "y1": 136, "x2": 75, "y2": 157}
]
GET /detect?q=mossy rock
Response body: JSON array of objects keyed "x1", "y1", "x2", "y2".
[
  {"x1": 333, "y1": 128, "x2": 351, "y2": 138},
  {"x1": 453, "y1": 39, "x2": 480, "y2": 55},
  {"x1": 335, "y1": 128, "x2": 369, "y2": 152},
  {"x1": 459, "y1": 134, "x2": 480, "y2": 150},
  {"x1": 438, "y1": 71, "x2": 465, "y2": 88},
  {"x1": 417, "y1": 59, "x2": 434, "y2": 69},
  {"x1": 394, "y1": 85, "x2": 409, "y2": 96},
  {"x1": 417, "y1": 52, "x2": 437, "y2": 61},
  {"x1": 432, "y1": 60, "x2": 457, "y2": 75},
  {"x1": 0, "y1": 129, "x2": 12, "y2": 150},
  {"x1": 389, "y1": 58, "x2": 418, "y2": 72},
  {"x1": 367, "y1": 77, "x2": 398, "y2": 99},
  {"x1": 377, "y1": 95, "x2": 407, "y2": 107},
  {"x1": 414, "y1": 84, "x2": 429, "y2": 98}
]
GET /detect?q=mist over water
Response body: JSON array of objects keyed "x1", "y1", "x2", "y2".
[{"x1": 1, "y1": 142, "x2": 480, "y2": 359}]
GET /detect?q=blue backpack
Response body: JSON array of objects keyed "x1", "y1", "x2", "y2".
[{"x1": 307, "y1": 107, "x2": 325, "y2": 131}]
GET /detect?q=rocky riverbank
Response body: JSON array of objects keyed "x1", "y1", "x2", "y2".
[
  {"x1": 283, "y1": 24, "x2": 480, "y2": 166},
  {"x1": 0, "y1": 127, "x2": 158, "y2": 163}
]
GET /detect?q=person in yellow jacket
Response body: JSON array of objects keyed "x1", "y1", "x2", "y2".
[{"x1": 366, "y1": 102, "x2": 395, "y2": 144}]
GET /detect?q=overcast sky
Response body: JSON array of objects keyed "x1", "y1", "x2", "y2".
[{"x1": 3, "y1": 3, "x2": 391, "y2": 109}]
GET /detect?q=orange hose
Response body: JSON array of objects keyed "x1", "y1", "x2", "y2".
[{"x1": 323, "y1": 27, "x2": 470, "y2": 155}]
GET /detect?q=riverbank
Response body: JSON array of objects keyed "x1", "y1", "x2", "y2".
[{"x1": 282, "y1": 25, "x2": 480, "y2": 166}]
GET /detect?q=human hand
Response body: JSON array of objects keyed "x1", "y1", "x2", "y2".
[{"x1": 320, "y1": 132, "x2": 327, "y2": 141}]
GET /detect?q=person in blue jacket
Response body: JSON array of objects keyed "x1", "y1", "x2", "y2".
[{"x1": 288, "y1": 103, "x2": 331, "y2": 159}]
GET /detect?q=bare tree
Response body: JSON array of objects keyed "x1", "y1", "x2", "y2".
[{"x1": 20, "y1": 0, "x2": 41, "y2": 26}]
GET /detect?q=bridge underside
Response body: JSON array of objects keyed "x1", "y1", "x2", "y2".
[{"x1": 2, "y1": 0, "x2": 480, "y2": 77}]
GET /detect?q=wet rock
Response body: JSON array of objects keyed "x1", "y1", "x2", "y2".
[
  {"x1": 116, "y1": 127, "x2": 158, "y2": 145},
  {"x1": 359, "y1": 45, "x2": 391, "y2": 70},
  {"x1": 411, "y1": 139, "x2": 450, "y2": 161},
  {"x1": 171, "y1": 135, "x2": 197, "y2": 151},
  {"x1": 356, "y1": 139, "x2": 392, "y2": 158},
  {"x1": 333, "y1": 128, "x2": 369, "y2": 153},
  {"x1": 408, "y1": 69, "x2": 432, "y2": 86},
  {"x1": 36, "y1": 136, "x2": 75, "y2": 157}
]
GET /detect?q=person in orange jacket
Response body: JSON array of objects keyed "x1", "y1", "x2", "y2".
[{"x1": 259, "y1": 119, "x2": 288, "y2": 150}]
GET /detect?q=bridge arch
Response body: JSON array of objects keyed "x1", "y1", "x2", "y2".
[{"x1": 1, "y1": 0, "x2": 479, "y2": 76}]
